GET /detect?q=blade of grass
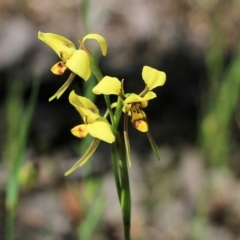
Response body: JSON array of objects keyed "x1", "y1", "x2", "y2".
[
  {"x1": 77, "y1": 195, "x2": 105, "y2": 240},
  {"x1": 5, "y1": 77, "x2": 40, "y2": 240}
]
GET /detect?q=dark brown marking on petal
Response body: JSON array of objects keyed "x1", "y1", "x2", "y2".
[
  {"x1": 63, "y1": 43, "x2": 71, "y2": 48},
  {"x1": 57, "y1": 63, "x2": 64, "y2": 74},
  {"x1": 78, "y1": 127, "x2": 84, "y2": 136},
  {"x1": 88, "y1": 107, "x2": 96, "y2": 114},
  {"x1": 131, "y1": 103, "x2": 142, "y2": 114}
]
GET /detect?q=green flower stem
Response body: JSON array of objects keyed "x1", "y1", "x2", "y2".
[
  {"x1": 118, "y1": 135, "x2": 131, "y2": 240},
  {"x1": 111, "y1": 96, "x2": 125, "y2": 202},
  {"x1": 90, "y1": 53, "x2": 131, "y2": 240},
  {"x1": 111, "y1": 143, "x2": 122, "y2": 202},
  {"x1": 113, "y1": 98, "x2": 131, "y2": 240},
  {"x1": 89, "y1": 53, "x2": 122, "y2": 201},
  {"x1": 123, "y1": 112, "x2": 131, "y2": 166},
  {"x1": 113, "y1": 96, "x2": 124, "y2": 130},
  {"x1": 89, "y1": 54, "x2": 122, "y2": 201}
]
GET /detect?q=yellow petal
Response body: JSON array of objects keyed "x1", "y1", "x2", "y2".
[
  {"x1": 124, "y1": 104, "x2": 132, "y2": 112},
  {"x1": 49, "y1": 73, "x2": 76, "y2": 101},
  {"x1": 69, "y1": 91, "x2": 99, "y2": 122},
  {"x1": 87, "y1": 118, "x2": 115, "y2": 143},
  {"x1": 124, "y1": 93, "x2": 145, "y2": 104},
  {"x1": 38, "y1": 31, "x2": 76, "y2": 61},
  {"x1": 66, "y1": 50, "x2": 91, "y2": 80},
  {"x1": 69, "y1": 91, "x2": 99, "y2": 114},
  {"x1": 142, "y1": 66, "x2": 166, "y2": 90},
  {"x1": 130, "y1": 104, "x2": 148, "y2": 132},
  {"x1": 92, "y1": 76, "x2": 121, "y2": 95},
  {"x1": 71, "y1": 124, "x2": 88, "y2": 138},
  {"x1": 133, "y1": 119, "x2": 148, "y2": 132},
  {"x1": 51, "y1": 61, "x2": 67, "y2": 75},
  {"x1": 140, "y1": 100, "x2": 148, "y2": 108},
  {"x1": 82, "y1": 33, "x2": 107, "y2": 56},
  {"x1": 143, "y1": 91, "x2": 157, "y2": 101}
]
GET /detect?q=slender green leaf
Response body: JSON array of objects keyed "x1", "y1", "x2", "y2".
[
  {"x1": 123, "y1": 112, "x2": 131, "y2": 166},
  {"x1": 64, "y1": 138, "x2": 100, "y2": 176},
  {"x1": 146, "y1": 131, "x2": 160, "y2": 160},
  {"x1": 49, "y1": 73, "x2": 75, "y2": 101}
]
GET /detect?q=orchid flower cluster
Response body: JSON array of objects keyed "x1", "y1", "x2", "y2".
[{"x1": 38, "y1": 31, "x2": 166, "y2": 176}]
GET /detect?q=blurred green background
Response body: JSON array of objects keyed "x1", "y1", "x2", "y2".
[{"x1": 0, "y1": 0, "x2": 240, "y2": 239}]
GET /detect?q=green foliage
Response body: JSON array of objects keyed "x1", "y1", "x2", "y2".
[
  {"x1": 199, "y1": 42, "x2": 240, "y2": 167},
  {"x1": 4, "y1": 78, "x2": 39, "y2": 240}
]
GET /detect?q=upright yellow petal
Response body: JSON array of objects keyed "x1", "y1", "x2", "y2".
[
  {"x1": 79, "y1": 107, "x2": 100, "y2": 123},
  {"x1": 38, "y1": 31, "x2": 76, "y2": 61},
  {"x1": 66, "y1": 50, "x2": 91, "y2": 80},
  {"x1": 92, "y1": 76, "x2": 121, "y2": 95},
  {"x1": 82, "y1": 33, "x2": 107, "y2": 56},
  {"x1": 69, "y1": 91, "x2": 99, "y2": 114},
  {"x1": 87, "y1": 118, "x2": 115, "y2": 143},
  {"x1": 69, "y1": 91, "x2": 100, "y2": 122},
  {"x1": 142, "y1": 66, "x2": 166, "y2": 90}
]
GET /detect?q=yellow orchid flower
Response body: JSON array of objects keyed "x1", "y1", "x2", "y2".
[
  {"x1": 69, "y1": 91, "x2": 115, "y2": 143},
  {"x1": 92, "y1": 66, "x2": 166, "y2": 132},
  {"x1": 64, "y1": 91, "x2": 115, "y2": 175},
  {"x1": 92, "y1": 66, "x2": 166, "y2": 164},
  {"x1": 38, "y1": 31, "x2": 107, "y2": 101}
]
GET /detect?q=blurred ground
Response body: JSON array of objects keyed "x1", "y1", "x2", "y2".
[{"x1": 0, "y1": 0, "x2": 240, "y2": 239}]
